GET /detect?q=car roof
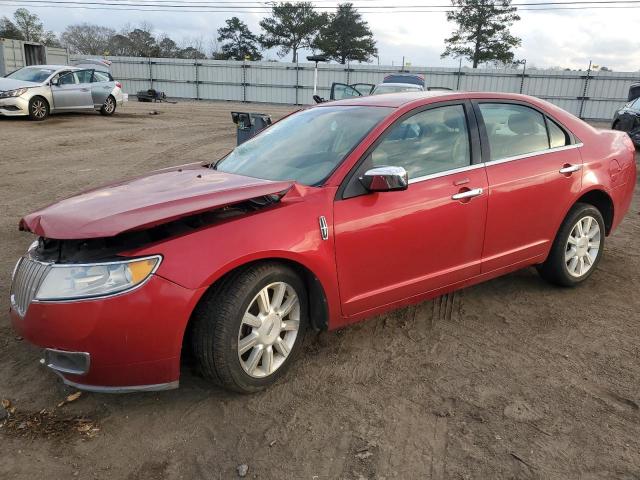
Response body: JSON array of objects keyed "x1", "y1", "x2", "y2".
[
  {"x1": 21, "y1": 65, "x2": 77, "y2": 71},
  {"x1": 374, "y1": 83, "x2": 423, "y2": 88},
  {"x1": 320, "y1": 91, "x2": 548, "y2": 109}
]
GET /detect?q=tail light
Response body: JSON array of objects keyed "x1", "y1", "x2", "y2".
[{"x1": 115, "y1": 81, "x2": 123, "y2": 89}]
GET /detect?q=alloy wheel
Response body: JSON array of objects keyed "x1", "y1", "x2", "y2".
[
  {"x1": 237, "y1": 282, "x2": 300, "y2": 378},
  {"x1": 32, "y1": 100, "x2": 46, "y2": 119},
  {"x1": 565, "y1": 215, "x2": 601, "y2": 277},
  {"x1": 104, "y1": 97, "x2": 115, "y2": 113}
]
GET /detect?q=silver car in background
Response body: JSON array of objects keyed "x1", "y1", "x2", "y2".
[{"x1": 0, "y1": 62, "x2": 126, "y2": 121}]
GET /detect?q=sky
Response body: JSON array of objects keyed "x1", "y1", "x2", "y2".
[{"x1": 0, "y1": 0, "x2": 639, "y2": 72}]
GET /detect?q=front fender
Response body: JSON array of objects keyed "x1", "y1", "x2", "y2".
[{"x1": 128, "y1": 185, "x2": 342, "y2": 328}]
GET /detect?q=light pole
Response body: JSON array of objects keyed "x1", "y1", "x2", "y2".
[{"x1": 307, "y1": 55, "x2": 328, "y2": 96}]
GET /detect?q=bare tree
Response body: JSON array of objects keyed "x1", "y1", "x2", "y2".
[{"x1": 61, "y1": 23, "x2": 116, "y2": 55}]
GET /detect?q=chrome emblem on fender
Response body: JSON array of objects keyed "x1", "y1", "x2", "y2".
[{"x1": 319, "y1": 216, "x2": 329, "y2": 240}]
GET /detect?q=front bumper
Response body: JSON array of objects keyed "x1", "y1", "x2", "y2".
[
  {"x1": 10, "y1": 274, "x2": 205, "y2": 392},
  {"x1": 0, "y1": 96, "x2": 29, "y2": 116}
]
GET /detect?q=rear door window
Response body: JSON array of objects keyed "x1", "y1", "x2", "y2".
[
  {"x1": 92, "y1": 71, "x2": 112, "y2": 83},
  {"x1": 478, "y1": 103, "x2": 549, "y2": 161}
]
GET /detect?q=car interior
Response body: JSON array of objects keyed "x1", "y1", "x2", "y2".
[
  {"x1": 370, "y1": 105, "x2": 471, "y2": 179},
  {"x1": 479, "y1": 104, "x2": 550, "y2": 161}
]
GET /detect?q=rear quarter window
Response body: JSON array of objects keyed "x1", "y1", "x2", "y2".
[{"x1": 548, "y1": 118, "x2": 569, "y2": 148}]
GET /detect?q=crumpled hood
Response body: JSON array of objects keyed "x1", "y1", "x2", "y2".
[
  {"x1": 20, "y1": 165, "x2": 294, "y2": 240},
  {"x1": 0, "y1": 78, "x2": 41, "y2": 91}
]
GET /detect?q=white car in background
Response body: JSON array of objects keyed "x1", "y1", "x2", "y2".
[
  {"x1": 0, "y1": 61, "x2": 126, "y2": 121},
  {"x1": 327, "y1": 73, "x2": 451, "y2": 102}
]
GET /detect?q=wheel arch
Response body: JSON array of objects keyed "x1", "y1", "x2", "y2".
[
  {"x1": 29, "y1": 94, "x2": 50, "y2": 112},
  {"x1": 574, "y1": 188, "x2": 614, "y2": 234},
  {"x1": 181, "y1": 256, "x2": 330, "y2": 362}
]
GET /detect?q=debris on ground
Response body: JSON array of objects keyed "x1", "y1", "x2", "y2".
[
  {"x1": 57, "y1": 391, "x2": 83, "y2": 408},
  {"x1": 0, "y1": 396, "x2": 98, "y2": 441},
  {"x1": 237, "y1": 464, "x2": 249, "y2": 477}
]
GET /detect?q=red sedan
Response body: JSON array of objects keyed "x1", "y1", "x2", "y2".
[{"x1": 10, "y1": 92, "x2": 636, "y2": 393}]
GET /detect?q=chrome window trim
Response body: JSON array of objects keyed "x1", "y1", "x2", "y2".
[
  {"x1": 408, "y1": 163, "x2": 486, "y2": 184},
  {"x1": 407, "y1": 142, "x2": 583, "y2": 185},
  {"x1": 483, "y1": 142, "x2": 584, "y2": 167}
]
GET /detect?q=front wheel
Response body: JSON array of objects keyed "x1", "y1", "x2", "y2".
[
  {"x1": 191, "y1": 263, "x2": 308, "y2": 393},
  {"x1": 100, "y1": 95, "x2": 116, "y2": 116},
  {"x1": 537, "y1": 203, "x2": 605, "y2": 286},
  {"x1": 28, "y1": 96, "x2": 49, "y2": 121}
]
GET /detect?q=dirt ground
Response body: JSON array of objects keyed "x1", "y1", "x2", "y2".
[{"x1": 0, "y1": 101, "x2": 639, "y2": 480}]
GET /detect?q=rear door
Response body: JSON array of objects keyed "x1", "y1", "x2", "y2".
[
  {"x1": 51, "y1": 70, "x2": 94, "y2": 110},
  {"x1": 474, "y1": 101, "x2": 583, "y2": 272},
  {"x1": 90, "y1": 70, "x2": 115, "y2": 107},
  {"x1": 334, "y1": 102, "x2": 488, "y2": 317}
]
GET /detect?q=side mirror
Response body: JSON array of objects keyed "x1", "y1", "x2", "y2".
[
  {"x1": 359, "y1": 166, "x2": 408, "y2": 192},
  {"x1": 50, "y1": 79, "x2": 59, "y2": 87}
]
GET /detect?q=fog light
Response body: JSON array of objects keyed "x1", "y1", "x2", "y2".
[{"x1": 43, "y1": 349, "x2": 90, "y2": 375}]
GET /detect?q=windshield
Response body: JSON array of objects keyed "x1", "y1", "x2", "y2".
[
  {"x1": 6, "y1": 67, "x2": 56, "y2": 83},
  {"x1": 215, "y1": 106, "x2": 392, "y2": 185},
  {"x1": 373, "y1": 84, "x2": 422, "y2": 95}
]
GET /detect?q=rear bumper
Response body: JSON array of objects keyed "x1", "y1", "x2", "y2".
[
  {"x1": 10, "y1": 274, "x2": 206, "y2": 392},
  {"x1": 0, "y1": 97, "x2": 28, "y2": 116}
]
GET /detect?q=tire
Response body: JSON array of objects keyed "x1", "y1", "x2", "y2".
[
  {"x1": 537, "y1": 203, "x2": 605, "y2": 287},
  {"x1": 100, "y1": 95, "x2": 116, "y2": 116},
  {"x1": 191, "y1": 262, "x2": 308, "y2": 393},
  {"x1": 28, "y1": 96, "x2": 49, "y2": 121}
]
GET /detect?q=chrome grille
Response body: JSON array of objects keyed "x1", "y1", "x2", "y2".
[{"x1": 10, "y1": 257, "x2": 51, "y2": 317}]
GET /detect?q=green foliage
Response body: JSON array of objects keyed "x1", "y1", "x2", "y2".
[
  {"x1": 442, "y1": 0, "x2": 521, "y2": 68},
  {"x1": 217, "y1": 17, "x2": 262, "y2": 61},
  {"x1": 314, "y1": 3, "x2": 377, "y2": 65},
  {"x1": 13, "y1": 8, "x2": 44, "y2": 42},
  {"x1": 259, "y1": 2, "x2": 326, "y2": 63},
  {"x1": 1, "y1": 8, "x2": 59, "y2": 46},
  {"x1": 178, "y1": 46, "x2": 207, "y2": 60},
  {"x1": 0, "y1": 16, "x2": 25, "y2": 40}
]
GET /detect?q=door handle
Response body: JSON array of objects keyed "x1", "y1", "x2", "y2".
[
  {"x1": 80, "y1": 88, "x2": 90, "y2": 92},
  {"x1": 559, "y1": 164, "x2": 581, "y2": 174},
  {"x1": 452, "y1": 188, "x2": 483, "y2": 200}
]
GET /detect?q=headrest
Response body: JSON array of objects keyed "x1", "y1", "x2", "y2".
[
  {"x1": 508, "y1": 113, "x2": 539, "y2": 135},
  {"x1": 444, "y1": 109, "x2": 463, "y2": 130}
]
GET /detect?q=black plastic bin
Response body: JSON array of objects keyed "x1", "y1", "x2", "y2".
[{"x1": 231, "y1": 112, "x2": 272, "y2": 145}]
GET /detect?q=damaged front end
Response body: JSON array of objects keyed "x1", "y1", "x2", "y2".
[
  {"x1": 12, "y1": 165, "x2": 295, "y2": 312},
  {"x1": 9, "y1": 168, "x2": 298, "y2": 392},
  {"x1": 28, "y1": 193, "x2": 287, "y2": 265}
]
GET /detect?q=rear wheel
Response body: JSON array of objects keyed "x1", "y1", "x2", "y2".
[
  {"x1": 28, "y1": 96, "x2": 49, "y2": 121},
  {"x1": 191, "y1": 263, "x2": 308, "y2": 393},
  {"x1": 100, "y1": 95, "x2": 116, "y2": 116},
  {"x1": 537, "y1": 203, "x2": 605, "y2": 286}
]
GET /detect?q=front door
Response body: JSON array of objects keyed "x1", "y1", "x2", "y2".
[
  {"x1": 51, "y1": 70, "x2": 94, "y2": 110},
  {"x1": 334, "y1": 102, "x2": 488, "y2": 317},
  {"x1": 474, "y1": 101, "x2": 584, "y2": 272},
  {"x1": 330, "y1": 83, "x2": 363, "y2": 101}
]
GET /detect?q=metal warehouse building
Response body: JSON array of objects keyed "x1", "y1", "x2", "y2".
[{"x1": 0, "y1": 38, "x2": 69, "y2": 76}]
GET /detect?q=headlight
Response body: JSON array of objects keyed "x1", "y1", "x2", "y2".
[
  {"x1": 35, "y1": 256, "x2": 161, "y2": 301},
  {"x1": 0, "y1": 87, "x2": 29, "y2": 99}
]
